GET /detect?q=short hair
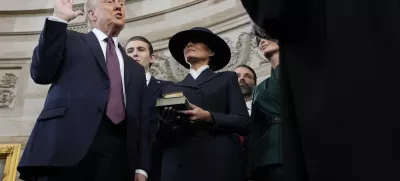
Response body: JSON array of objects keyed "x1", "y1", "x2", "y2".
[
  {"x1": 125, "y1": 36, "x2": 154, "y2": 55},
  {"x1": 235, "y1": 64, "x2": 257, "y2": 84},
  {"x1": 84, "y1": 0, "x2": 97, "y2": 31}
]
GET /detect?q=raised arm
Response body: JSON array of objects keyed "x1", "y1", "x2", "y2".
[
  {"x1": 210, "y1": 72, "x2": 251, "y2": 136},
  {"x1": 30, "y1": 0, "x2": 83, "y2": 84}
]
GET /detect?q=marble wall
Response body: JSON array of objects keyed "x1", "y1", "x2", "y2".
[{"x1": 0, "y1": 0, "x2": 270, "y2": 150}]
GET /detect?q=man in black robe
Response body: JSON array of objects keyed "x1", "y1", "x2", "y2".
[{"x1": 241, "y1": 0, "x2": 400, "y2": 181}]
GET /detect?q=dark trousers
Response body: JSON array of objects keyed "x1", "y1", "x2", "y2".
[
  {"x1": 32, "y1": 116, "x2": 130, "y2": 181},
  {"x1": 252, "y1": 164, "x2": 284, "y2": 181},
  {"x1": 149, "y1": 140, "x2": 163, "y2": 181}
]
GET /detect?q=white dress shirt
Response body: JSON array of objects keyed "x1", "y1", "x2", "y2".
[
  {"x1": 145, "y1": 72, "x2": 151, "y2": 86},
  {"x1": 47, "y1": 16, "x2": 147, "y2": 178},
  {"x1": 246, "y1": 100, "x2": 252, "y2": 116},
  {"x1": 189, "y1": 65, "x2": 210, "y2": 79}
]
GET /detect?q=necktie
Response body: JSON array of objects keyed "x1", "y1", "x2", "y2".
[{"x1": 105, "y1": 37, "x2": 125, "y2": 124}]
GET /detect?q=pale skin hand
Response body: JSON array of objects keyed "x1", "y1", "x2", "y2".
[
  {"x1": 180, "y1": 103, "x2": 212, "y2": 122},
  {"x1": 135, "y1": 173, "x2": 147, "y2": 181},
  {"x1": 53, "y1": 0, "x2": 84, "y2": 22}
]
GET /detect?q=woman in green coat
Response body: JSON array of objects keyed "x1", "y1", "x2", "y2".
[{"x1": 246, "y1": 25, "x2": 283, "y2": 181}]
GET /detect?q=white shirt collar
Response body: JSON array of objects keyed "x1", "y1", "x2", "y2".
[
  {"x1": 145, "y1": 72, "x2": 151, "y2": 86},
  {"x1": 246, "y1": 100, "x2": 252, "y2": 116},
  {"x1": 189, "y1": 65, "x2": 209, "y2": 80},
  {"x1": 92, "y1": 28, "x2": 119, "y2": 47}
]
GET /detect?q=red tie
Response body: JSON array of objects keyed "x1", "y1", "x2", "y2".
[
  {"x1": 105, "y1": 37, "x2": 125, "y2": 124},
  {"x1": 239, "y1": 136, "x2": 244, "y2": 144}
]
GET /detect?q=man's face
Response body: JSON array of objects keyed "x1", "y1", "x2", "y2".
[
  {"x1": 234, "y1": 67, "x2": 256, "y2": 96},
  {"x1": 259, "y1": 38, "x2": 279, "y2": 57},
  {"x1": 90, "y1": 0, "x2": 126, "y2": 30},
  {"x1": 183, "y1": 41, "x2": 214, "y2": 64},
  {"x1": 125, "y1": 40, "x2": 154, "y2": 70}
]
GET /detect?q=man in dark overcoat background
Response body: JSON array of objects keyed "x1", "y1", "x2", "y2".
[{"x1": 125, "y1": 36, "x2": 172, "y2": 181}]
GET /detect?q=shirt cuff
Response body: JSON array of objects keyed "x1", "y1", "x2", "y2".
[
  {"x1": 135, "y1": 169, "x2": 148, "y2": 178},
  {"x1": 47, "y1": 16, "x2": 68, "y2": 24}
]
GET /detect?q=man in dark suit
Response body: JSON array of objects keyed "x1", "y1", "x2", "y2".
[
  {"x1": 241, "y1": 0, "x2": 400, "y2": 181},
  {"x1": 18, "y1": 0, "x2": 150, "y2": 181},
  {"x1": 157, "y1": 27, "x2": 251, "y2": 181},
  {"x1": 125, "y1": 36, "x2": 171, "y2": 181}
]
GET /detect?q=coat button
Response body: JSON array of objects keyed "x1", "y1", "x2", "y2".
[
  {"x1": 96, "y1": 108, "x2": 102, "y2": 113},
  {"x1": 104, "y1": 84, "x2": 109, "y2": 89}
]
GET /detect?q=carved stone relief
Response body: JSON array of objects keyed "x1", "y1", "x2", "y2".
[
  {"x1": 0, "y1": 69, "x2": 19, "y2": 109},
  {"x1": 150, "y1": 26, "x2": 270, "y2": 82}
]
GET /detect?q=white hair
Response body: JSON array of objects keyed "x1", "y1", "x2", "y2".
[{"x1": 84, "y1": 0, "x2": 97, "y2": 31}]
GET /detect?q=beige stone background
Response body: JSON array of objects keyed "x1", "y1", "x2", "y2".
[{"x1": 0, "y1": 0, "x2": 271, "y2": 179}]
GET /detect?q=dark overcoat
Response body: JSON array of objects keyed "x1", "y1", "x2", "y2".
[
  {"x1": 241, "y1": 0, "x2": 400, "y2": 180},
  {"x1": 158, "y1": 69, "x2": 251, "y2": 181}
]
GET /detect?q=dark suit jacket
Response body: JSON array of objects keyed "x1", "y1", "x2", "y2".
[
  {"x1": 241, "y1": 0, "x2": 400, "y2": 181},
  {"x1": 18, "y1": 19, "x2": 150, "y2": 179},
  {"x1": 143, "y1": 77, "x2": 171, "y2": 181},
  {"x1": 144, "y1": 77, "x2": 172, "y2": 140},
  {"x1": 157, "y1": 69, "x2": 251, "y2": 181}
]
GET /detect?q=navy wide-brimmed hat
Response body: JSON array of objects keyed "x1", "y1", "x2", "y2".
[{"x1": 168, "y1": 27, "x2": 231, "y2": 71}]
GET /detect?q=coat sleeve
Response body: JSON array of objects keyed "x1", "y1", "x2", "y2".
[
  {"x1": 31, "y1": 18, "x2": 69, "y2": 85},
  {"x1": 138, "y1": 69, "x2": 151, "y2": 174},
  {"x1": 209, "y1": 72, "x2": 251, "y2": 136},
  {"x1": 268, "y1": 65, "x2": 281, "y2": 102}
]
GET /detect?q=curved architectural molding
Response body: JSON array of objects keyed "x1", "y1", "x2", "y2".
[
  {"x1": 0, "y1": 0, "x2": 246, "y2": 60},
  {"x1": 0, "y1": 0, "x2": 135, "y2": 14},
  {"x1": 0, "y1": 0, "x2": 205, "y2": 35}
]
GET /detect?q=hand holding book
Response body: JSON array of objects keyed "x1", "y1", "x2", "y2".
[
  {"x1": 156, "y1": 92, "x2": 212, "y2": 124},
  {"x1": 178, "y1": 103, "x2": 212, "y2": 122}
]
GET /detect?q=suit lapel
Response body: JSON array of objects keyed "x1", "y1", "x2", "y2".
[
  {"x1": 82, "y1": 32, "x2": 108, "y2": 76},
  {"x1": 196, "y1": 69, "x2": 221, "y2": 85},
  {"x1": 175, "y1": 74, "x2": 200, "y2": 89},
  {"x1": 147, "y1": 77, "x2": 163, "y2": 97},
  {"x1": 119, "y1": 44, "x2": 132, "y2": 86}
]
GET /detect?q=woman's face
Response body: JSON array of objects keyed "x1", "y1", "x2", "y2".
[
  {"x1": 183, "y1": 41, "x2": 214, "y2": 63},
  {"x1": 258, "y1": 38, "x2": 279, "y2": 57}
]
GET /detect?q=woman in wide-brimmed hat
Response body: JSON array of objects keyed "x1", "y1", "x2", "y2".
[{"x1": 157, "y1": 27, "x2": 251, "y2": 181}]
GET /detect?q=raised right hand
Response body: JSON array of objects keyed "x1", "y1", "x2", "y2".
[{"x1": 53, "y1": 0, "x2": 84, "y2": 22}]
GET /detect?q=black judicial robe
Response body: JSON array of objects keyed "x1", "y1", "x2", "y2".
[
  {"x1": 157, "y1": 69, "x2": 251, "y2": 181},
  {"x1": 241, "y1": 0, "x2": 400, "y2": 181}
]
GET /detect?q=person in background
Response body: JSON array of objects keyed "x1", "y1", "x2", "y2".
[
  {"x1": 125, "y1": 36, "x2": 172, "y2": 181},
  {"x1": 241, "y1": 0, "x2": 400, "y2": 180},
  {"x1": 18, "y1": 0, "x2": 150, "y2": 180},
  {"x1": 246, "y1": 25, "x2": 282, "y2": 181},
  {"x1": 234, "y1": 64, "x2": 257, "y2": 116},
  {"x1": 234, "y1": 64, "x2": 257, "y2": 180},
  {"x1": 157, "y1": 27, "x2": 250, "y2": 181}
]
